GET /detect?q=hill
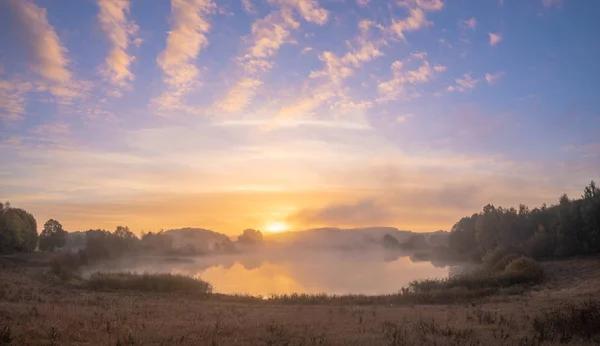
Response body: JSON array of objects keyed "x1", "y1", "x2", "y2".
[
  {"x1": 265, "y1": 227, "x2": 415, "y2": 250},
  {"x1": 164, "y1": 227, "x2": 231, "y2": 252}
]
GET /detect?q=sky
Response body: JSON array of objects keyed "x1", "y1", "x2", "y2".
[{"x1": 0, "y1": 0, "x2": 599, "y2": 235}]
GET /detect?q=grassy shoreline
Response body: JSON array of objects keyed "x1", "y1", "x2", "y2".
[{"x1": 2, "y1": 253, "x2": 600, "y2": 345}]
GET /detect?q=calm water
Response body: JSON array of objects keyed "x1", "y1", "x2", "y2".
[{"x1": 99, "y1": 250, "x2": 449, "y2": 295}]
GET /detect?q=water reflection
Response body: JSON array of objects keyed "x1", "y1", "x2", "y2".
[{"x1": 105, "y1": 250, "x2": 449, "y2": 295}]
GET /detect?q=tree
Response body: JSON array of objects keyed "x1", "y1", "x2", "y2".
[
  {"x1": 112, "y1": 226, "x2": 138, "y2": 253},
  {"x1": 84, "y1": 229, "x2": 112, "y2": 260},
  {"x1": 140, "y1": 230, "x2": 173, "y2": 254},
  {"x1": 449, "y1": 215, "x2": 479, "y2": 254},
  {"x1": 475, "y1": 204, "x2": 501, "y2": 252},
  {"x1": 382, "y1": 234, "x2": 400, "y2": 249},
  {"x1": 237, "y1": 229, "x2": 263, "y2": 245},
  {"x1": 0, "y1": 203, "x2": 38, "y2": 253},
  {"x1": 39, "y1": 219, "x2": 67, "y2": 252}
]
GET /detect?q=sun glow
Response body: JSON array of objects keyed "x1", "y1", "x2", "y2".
[{"x1": 265, "y1": 221, "x2": 289, "y2": 233}]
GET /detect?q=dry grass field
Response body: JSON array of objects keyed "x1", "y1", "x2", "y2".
[{"x1": 1, "y1": 253, "x2": 600, "y2": 345}]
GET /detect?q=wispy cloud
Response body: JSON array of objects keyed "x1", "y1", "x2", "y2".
[
  {"x1": 268, "y1": 0, "x2": 329, "y2": 25},
  {"x1": 242, "y1": 0, "x2": 255, "y2": 13},
  {"x1": 489, "y1": 32, "x2": 502, "y2": 46},
  {"x1": 215, "y1": 0, "x2": 329, "y2": 113},
  {"x1": 460, "y1": 17, "x2": 477, "y2": 30},
  {"x1": 388, "y1": 1, "x2": 444, "y2": 41},
  {"x1": 447, "y1": 73, "x2": 479, "y2": 92},
  {"x1": 277, "y1": 33, "x2": 384, "y2": 119},
  {"x1": 0, "y1": 77, "x2": 33, "y2": 122},
  {"x1": 216, "y1": 8, "x2": 300, "y2": 113},
  {"x1": 485, "y1": 71, "x2": 505, "y2": 84},
  {"x1": 377, "y1": 55, "x2": 445, "y2": 102},
  {"x1": 97, "y1": 0, "x2": 138, "y2": 95},
  {"x1": 7, "y1": 0, "x2": 84, "y2": 102},
  {"x1": 217, "y1": 1, "x2": 330, "y2": 114},
  {"x1": 542, "y1": 0, "x2": 562, "y2": 8},
  {"x1": 153, "y1": 0, "x2": 215, "y2": 113}
]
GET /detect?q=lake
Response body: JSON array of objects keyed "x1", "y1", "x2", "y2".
[{"x1": 91, "y1": 249, "x2": 449, "y2": 296}]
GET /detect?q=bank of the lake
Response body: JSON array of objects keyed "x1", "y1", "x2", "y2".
[{"x1": 2, "y1": 253, "x2": 600, "y2": 345}]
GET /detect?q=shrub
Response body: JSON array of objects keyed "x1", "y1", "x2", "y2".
[
  {"x1": 408, "y1": 258, "x2": 543, "y2": 294},
  {"x1": 504, "y1": 256, "x2": 543, "y2": 281},
  {"x1": 50, "y1": 251, "x2": 87, "y2": 280},
  {"x1": 481, "y1": 247, "x2": 511, "y2": 271},
  {"x1": 86, "y1": 272, "x2": 213, "y2": 294},
  {"x1": 490, "y1": 253, "x2": 520, "y2": 272}
]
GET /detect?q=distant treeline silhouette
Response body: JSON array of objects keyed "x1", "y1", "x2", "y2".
[
  {"x1": 445, "y1": 181, "x2": 600, "y2": 261},
  {"x1": 1, "y1": 181, "x2": 599, "y2": 264}
]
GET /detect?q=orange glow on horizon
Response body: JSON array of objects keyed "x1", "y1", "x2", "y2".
[{"x1": 264, "y1": 221, "x2": 289, "y2": 233}]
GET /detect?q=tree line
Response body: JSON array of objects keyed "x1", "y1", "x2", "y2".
[
  {"x1": 1, "y1": 200, "x2": 265, "y2": 259},
  {"x1": 2, "y1": 181, "x2": 598, "y2": 263},
  {"x1": 0, "y1": 202, "x2": 67, "y2": 253},
  {"x1": 447, "y1": 181, "x2": 600, "y2": 261}
]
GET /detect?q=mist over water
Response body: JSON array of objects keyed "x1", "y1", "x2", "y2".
[{"x1": 88, "y1": 249, "x2": 449, "y2": 295}]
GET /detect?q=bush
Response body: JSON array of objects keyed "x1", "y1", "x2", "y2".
[
  {"x1": 504, "y1": 256, "x2": 543, "y2": 281},
  {"x1": 86, "y1": 272, "x2": 213, "y2": 294},
  {"x1": 50, "y1": 251, "x2": 87, "y2": 280},
  {"x1": 481, "y1": 247, "x2": 511, "y2": 271},
  {"x1": 490, "y1": 253, "x2": 520, "y2": 272},
  {"x1": 408, "y1": 258, "x2": 543, "y2": 294}
]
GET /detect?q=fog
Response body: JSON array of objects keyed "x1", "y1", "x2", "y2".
[{"x1": 83, "y1": 246, "x2": 450, "y2": 295}]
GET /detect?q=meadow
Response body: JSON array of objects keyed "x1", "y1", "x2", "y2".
[{"x1": 1, "y1": 253, "x2": 600, "y2": 345}]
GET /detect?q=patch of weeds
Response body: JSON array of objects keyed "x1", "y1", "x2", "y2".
[
  {"x1": 533, "y1": 299, "x2": 600, "y2": 343},
  {"x1": 87, "y1": 272, "x2": 213, "y2": 294},
  {"x1": 0, "y1": 322, "x2": 12, "y2": 346},
  {"x1": 382, "y1": 321, "x2": 409, "y2": 346}
]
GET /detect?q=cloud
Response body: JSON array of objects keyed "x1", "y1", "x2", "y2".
[
  {"x1": 268, "y1": 0, "x2": 329, "y2": 25},
  {"x1": 0, "y1": 77, "x2": 33, "y2": 122},
  {"x1": 357, "y1": 0, "x2": 371, "y2": 6},
  {"x1": 274, "y1": 0, "x2": 442, "y2": 121},
  {"x1": 390, "y1": 8, "x2": 430, "y2": 40},
  {"x1": 242, "y1": 0, "x2": 255, "y2": 13},
  {"x1": 97, "y1": 0, "x2": 138, "y2": 93},
  {"x1": 397, "y1": 0, "x2": 444, "y2": 11},
  {"x1": 216, "y1": 8, "x2": 300, "y2": 113},
  {"x1": 489, "y1": 32, "x2": 502, "y2": 46},
  {"x1": 447, "y1": 73, "x2": 478, "y2": 92},
  {"x1": 276, "y1": 36, "x2": 384, "y2": 119},
  {"x1": 30, "y1": 123, "x2": 71, "y2": 135},
  {"x1": 289, "y1": 199, "x2": 393, "y2": 226},
  {"x1": 542, "y1": 0, "x2": 562, "y2": 7},
  {"x1": 485, "y1": 71, "x2": 505, "y2": 84},
  {"x1": 6, "y1": 0, "x2": 85, "y2": 102},
  {"x1": 153, "y1": 0, "x2": 216, "y2": 113},
  {"x1": 301, "y1": 46, "x2": 314, "y2": 54},
  {"x1": 217, "y1": 1, "x2": 329, "y2": 114},
  {"x1": 377, "y1": 56, "x2": 444, "y2": 102},
  {"x1": 460, "y1": 17, "x2": 477, "y2": 30},
  {"x1": 247, "y1": 8, "x2": 300, "y2": 60},
  {"x1": 8, "y1": 0, "x2": 71, "y2": 83},
  {"x1": 389, "y1": 0, "x2": 444, "y2": 41},
  {"x1": 396, "y1": 113, "x2": 415, "y2": 123}
]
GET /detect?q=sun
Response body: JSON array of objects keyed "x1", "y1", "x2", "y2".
[{"x1": 264, "y1": 221, "x2": 289, "y2": 233}]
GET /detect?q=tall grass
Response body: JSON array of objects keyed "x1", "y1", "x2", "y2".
[
  {"x1": 533, "y1": 299, "x2": 600, "y2": 343},
  {"x1": 408, "y1": 255, "x2": 543, "y2": 293},
  {"x1": 86, "y1": 272, "x2": 213, "y2": 294}
]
